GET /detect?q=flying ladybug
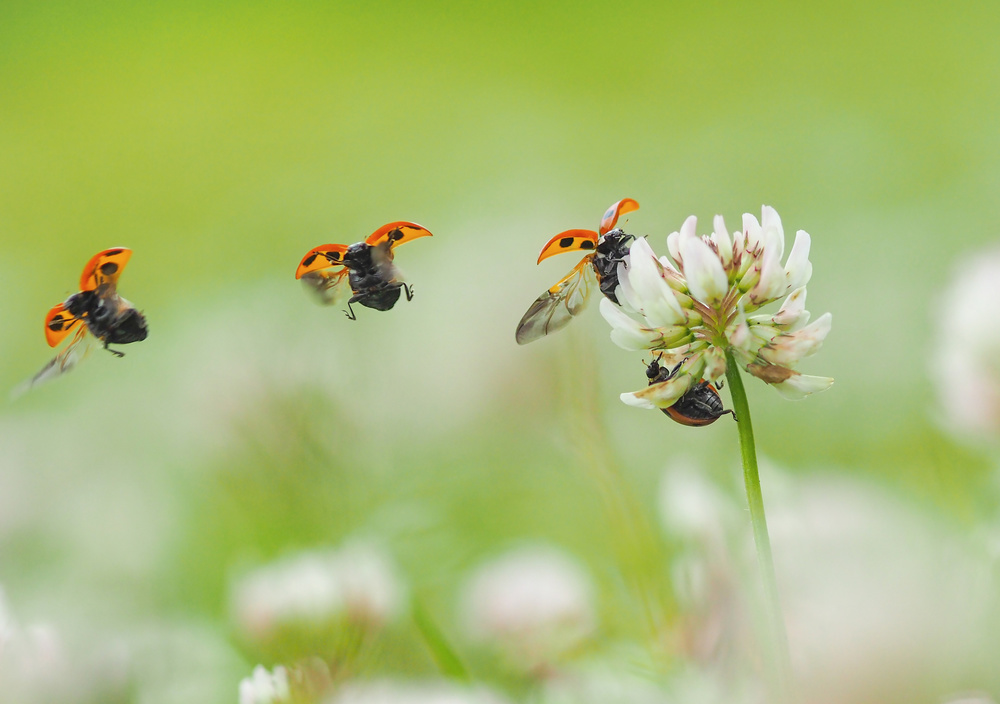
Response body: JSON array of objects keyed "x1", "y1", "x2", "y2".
[
  {"x1": 644, "y1": 354, "x2": 735, "y2": 427},
  {"x1": 19, "y1": 247, "x2": 148, "y2": 393},
  {"x1": 515, "y1": 198, "x2": 639, "y2": 344},
  {"x1": 295, "y1": 221, "x2": 433, "y2": 320}
]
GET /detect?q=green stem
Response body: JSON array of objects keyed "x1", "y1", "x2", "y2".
[
  {"x1": 724, "y1": 351, "x2": 793, "y2": 701},
  {"x1": 411, "y1": 596, "x2": 471, "y2": 682}
]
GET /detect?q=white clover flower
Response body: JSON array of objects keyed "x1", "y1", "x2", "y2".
[
  {"x1": 231, "y1": 541, "x2": 404, "y2": 655},
  {"x1": 601, "y1": 206, "x2": 833, "y2": 409},
  {"x1": 931, "y1": 246, "x2": 1000, "y2": 437},
  {"x1": 329, "y1": 680, "x2": 513, "y2": 704},
  {"x1": 658, "y1": 460, "x2": 740, "y2": 544},
  {"x1": 239, "y1": 664, "x2": 291, "y2": 704},
  {"x1": 460, "y1": 545, "x2": 595, "y2": 671},
  {"x1": 0, "y1": 598, "x2": 130, "y2": 704}
]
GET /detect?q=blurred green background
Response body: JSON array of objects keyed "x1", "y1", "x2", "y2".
[{"x1": 2, "y1": 1, "x2": 1000, "y2": 701}]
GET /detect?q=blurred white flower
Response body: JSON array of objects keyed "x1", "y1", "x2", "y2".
[
  {"x1": 657, "y1": 462, "x2": 751, "y2": 669},
  {"x1": 932, "y1": 246, "x2": 1000, "y2": 437},
  {"x1": 231, "y1": 540, "x2": 404, "y2": 656},
  {"x1": 759, "y1": 469, "x2": 1000, "y2": 704},
  {"x1": 658, "y1": 460, "x2": 740, "y2": 545},
  {"x1": 0, "y1": 590, "x2": 130, "y2": 704},
  {"x1": 538, "y1": 667, "x2": 670, "y2": 704},
  {"x1": 460, "y1": 544, "x2": 595, "y2": 672},
  {"x1": 940, "y1": 695, "x2": 997, "y2": 704},
  {"x1": 601, "y1": 206, "x2": 832, "y2": 410},
  {"x1": 239, "y1": 664, "x2": 291, "y2": 704},
  {"x1": 327, "y1": 679, "x2": 512, "y2": 704}
]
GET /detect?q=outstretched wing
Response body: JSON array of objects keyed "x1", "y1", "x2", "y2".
[
  {"x1": 365, "y1": 222, "x2": 433, "y2": 249},
  {"x1": 296, "y1": 244, "x2": 349, "y2": 279},
  {"x1": 535, "y1": 229, "x2": 599, "y2": 264},
  {"x1": 599, "y1": 198, "x2": 639, "y2": 236},
  {"x1": 515, "y1": 255, "x2": 596, "y2": 345},
  {"x1": 12, "y1": 326, "x2": 97, "y2": 398},
  {"x1": 44, "y1": 302, "x2": 84, "y2": 348},
  {"x1": 296, "y1": 244, "x2": 352, "y2": 305},
  {"x1": 80, "y1": 248, "x2": 132, "y2": 291}
]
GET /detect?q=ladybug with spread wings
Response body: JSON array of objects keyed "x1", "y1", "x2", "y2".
[
  {"x1": 515, "y1": 198, "x2": 639, "y2": 344},
  {"x1": 20, "y1": 248, "x2": 148, "y2": 392},
  {"x1": 295, "y1": 221, "x2": 433, "y2": 320}
]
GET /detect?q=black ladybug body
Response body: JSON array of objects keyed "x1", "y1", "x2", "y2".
[{"x1": 645, "y1": 356, "x2": 735, "y2": 427}]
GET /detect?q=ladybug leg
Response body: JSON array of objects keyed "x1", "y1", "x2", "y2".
[
  {"x1": 402, "y1": 282, "x2": 414, "y2": 301},
  {"x1": 666, "y1": 357, "x2": 689, "y2": 380},
  {"x1": 343, "y1": 296, "x2": 359, "y2": 321},
  {"x1": 103, "y1": 340, "x2": 125, "y2": 358}
]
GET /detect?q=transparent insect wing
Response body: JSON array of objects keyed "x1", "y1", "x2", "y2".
[
  {"x1": 299, "y1": 268, "x2": 351, "y2": 306},
  {"x1": 12, "y1": 327, "x2": 98, "y2": 398},
  {"x1": 599, "y1": 198, "x2": 640, "y2": 236},
  {"x1": 515, "y1": 255, "x2": 597, "y2": 344},
  {"x1": 370, "y1": 239, "x2": 401, "y2": 281}
]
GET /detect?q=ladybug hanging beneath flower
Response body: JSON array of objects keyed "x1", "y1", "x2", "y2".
[{"x1": 644, "y1": 354, "x2": 735, "y2": 426}]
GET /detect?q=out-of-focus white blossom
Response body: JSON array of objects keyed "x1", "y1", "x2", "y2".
[
  {"x1": 658, "y1": 460, "x2": 740, "y2": 545},
  {"x1": 231, "y1": 540, "x2": 404, "y2": 659},
  {"x1": 940, "y1": 695, "x2": 997, "y2": 704},
  {"x1": 460, "y1": 545, "x2": 595, "y2": 672},
  {"x1": 717, "y1": 465, "x2": 1000, "y2": 704},
  {"x1": 538, "y1": 666, "x2": 669, "y2": 704},
  {"x1": 932, "y1": 247, "x2": 1000, "y2": 437},
  {"x1": 239, "y1": 664, "x2": 291, "y2": 704},
  {"x1": 327, "y1": 679, "x2": 512, "y2": 704},
  {"x1": 601, "y1": 206, "x2": 832, "y2": 411},
  {"x1": 0, "y1": 588, "x2": 131, "y2": 704},
  {"x1": 657, "y1": 461, "x2": 751, "y2": 668}
]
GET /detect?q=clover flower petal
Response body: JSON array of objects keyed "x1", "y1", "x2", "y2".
[
  {"x1": 754, "y1": 286, "x2": 809, "y2": 331},
  {"x1": 758, "y1": 313, "x2": 832, "y2": 367},
  {"x1": 679, "y1": 229, "x2": 728, "y2": 306},
  {"x1": 599, "y1": 298, "x2": 665, "y2": 350},
  {"x1": 785, "y1": 230, "x2": 813, "y2": 290},
  {"x1": 621, "y1": 371, "x2": 692, "y2": 409},
  {"x1": 711, "y1": 214, "x2": 733, "y2": 270},
  {"x1": 771, "y1": 372, "x2": 835, "y2": 400},
  {"x1": 626, "y1": 239, "x2": 686, "y2": 326},
  {"x1": 239, "y1": 665, "x2": 290, "y2": 704}
]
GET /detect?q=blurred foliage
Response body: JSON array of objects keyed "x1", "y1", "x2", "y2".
[{"x1": 2, "y1": 0, "x2": 1000, "y2": 701}]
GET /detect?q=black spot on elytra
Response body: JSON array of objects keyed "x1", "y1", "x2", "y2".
[
  {"x1": 106, "y1": 249, "x2": 124, "y2": 256},
  {"x1": 100, "y1": 262, "x2": 118, "y2": 276},
  {"x1": 390, "y1": 229, "x2": 404, "y2": 241},
  {"x1": 48, "y1": 315, "x2": 65, "y2": 331},
  {"x1": 580, "y1": 240, "x2": 595, "y2": 250},
  {"x1": 326, "y1": 251, "x2": 342, "y2": 262},
  {"x1": 303, "y1": 253, "x2": 318, "y2": 268},
  {"x1": 559, "y1": 237, "x2": 575, "y2": 248}
]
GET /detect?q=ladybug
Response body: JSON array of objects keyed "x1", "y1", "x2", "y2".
[
  {"x1": 515, "y1": 198, "x2": 639, "y2": 344},
  {"x1": 295, "y1": 221, "x2": 433, "y2": 320},
  {"x1": 20, "y1": 247, "x2": 148, "y2": 392},
  {"x1": 645, "y1": 355, "x2": 735, "y2": 426}
]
